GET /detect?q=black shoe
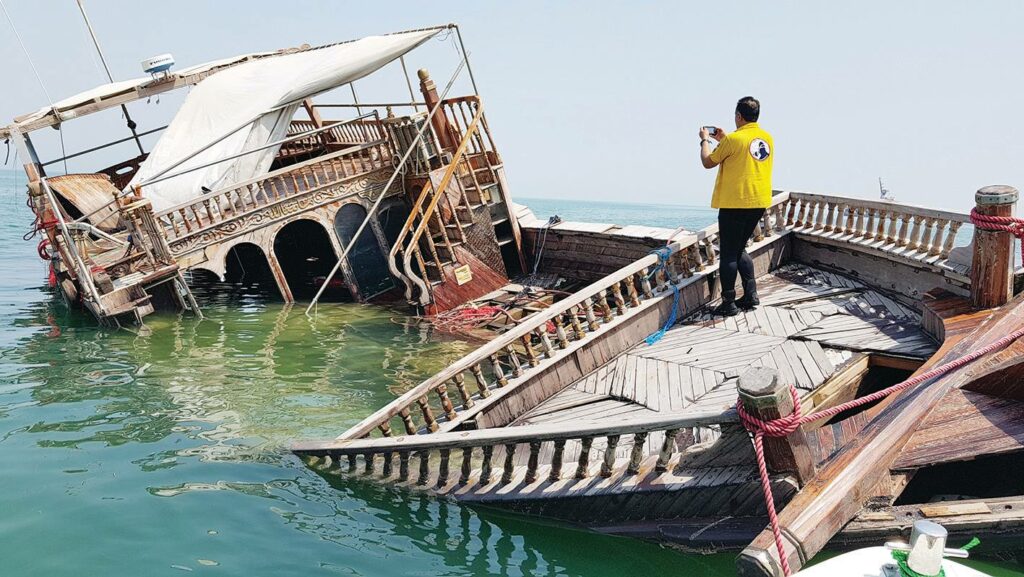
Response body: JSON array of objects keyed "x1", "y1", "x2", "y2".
[
  {"x1": 736, "y1": 294, "x2": 759, "y2": 310},
  {"x1": 737, "y1": 279, "x2": 759, "y2": 309},
  {"x1": 712, "y1": 301, "x2": 740, "y2": 317}
]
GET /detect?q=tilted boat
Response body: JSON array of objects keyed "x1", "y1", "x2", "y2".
[{"x1": 5, "y1": 24, "x2": 529, "y2": 324}]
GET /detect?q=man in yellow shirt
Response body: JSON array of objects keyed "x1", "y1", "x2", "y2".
[{"x1": 699, "y1": 96, "x2": 773, "y2": 316}]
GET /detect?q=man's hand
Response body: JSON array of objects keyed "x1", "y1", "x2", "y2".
[
  {"x1": 699, "y1": 126, "x2": 710, "y2": 140},
  {"x1": 710, "y1": 127, "x2": 726, "y2": 142}
]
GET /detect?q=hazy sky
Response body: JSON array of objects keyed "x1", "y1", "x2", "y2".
[{"x1": 1, "y1": 1, "x2": 1021, "y2": 213}]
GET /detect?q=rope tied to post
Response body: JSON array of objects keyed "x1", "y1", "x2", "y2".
[
  {"x1": 970, "y1": 208, "x2": 1024, "y2": 263},
  {"x1": 737, "y1": 323, "x2": 1024, "y2": 576},
  {"x1": 645, "y1": 246, "x2": 678, "y2": 346}
]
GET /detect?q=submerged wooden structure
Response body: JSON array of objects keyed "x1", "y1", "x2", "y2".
[
  {"x1": 294, "y1": 188, "x2": 1024, "y2": 574},
  {"x1": 5, "y1": 25, "x2": 526, "y2": 324}
]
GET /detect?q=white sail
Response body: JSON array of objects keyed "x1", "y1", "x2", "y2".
[{"x1": 131, "y1": 29, "x2": 438, "y2": 212}]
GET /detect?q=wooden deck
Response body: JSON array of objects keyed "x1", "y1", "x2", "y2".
[
  {"x1": 298, "y1": 263, "x2": 938, "y2": 523},
  {"x1": 512, "y1": 263, "x2": 936, "y2": 435}
]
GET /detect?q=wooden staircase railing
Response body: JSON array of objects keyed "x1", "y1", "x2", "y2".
[{"x1": 387, "y1": 98, "x2": 488, "y2": 305}]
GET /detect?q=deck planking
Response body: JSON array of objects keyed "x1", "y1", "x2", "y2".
[{"x1": 413, "y1": 264, "x2": 938, "y2": 505}]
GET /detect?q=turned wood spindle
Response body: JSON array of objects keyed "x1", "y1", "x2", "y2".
[
  {"x1": 656, "y1": 429, "x2": 679, "y2": 472},
  {"x1": 627, "y1": 432, "x2": 647, "y2": 475},
  {"x1": 525, "y1": 440, "x2": 542, "y2": 484},
  {"x1": 501, "y1": 443, "x2": 516, "y2": 484},
  {"x1": 600, "y1": 435, "x2": 621, "y2": 478},
  {"x1": 576, "y1": 437, "x2": 594, "y2": 479}
]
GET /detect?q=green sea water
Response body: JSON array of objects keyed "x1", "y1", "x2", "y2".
[{"x1": 0, "y1": 174, "x2": 1019, "y2": 576}]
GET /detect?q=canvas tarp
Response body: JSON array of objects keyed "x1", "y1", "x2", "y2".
[{"x1": 130, "y1": 29, "x2": 438, "y2": 212}]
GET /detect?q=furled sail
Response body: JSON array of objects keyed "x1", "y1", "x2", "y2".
[{"x1": 130, "y1": 29, "x2": 438, "y2": 212}]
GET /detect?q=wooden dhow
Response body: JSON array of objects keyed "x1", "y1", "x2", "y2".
[
  {"x1": 293, "y1": 188, "x2": 1024, "y2": 574},
  {"x1": 7, "y1": 25, "x2": 527, "y2": 325}
]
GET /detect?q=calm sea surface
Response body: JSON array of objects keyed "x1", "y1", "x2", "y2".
[{"x1": 0, "y1": 173, "x2": 1018, "y2": 576}]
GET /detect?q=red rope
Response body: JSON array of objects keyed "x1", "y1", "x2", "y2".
[
  {"x1": 970, "y1": 208, "x2": 1024, "y2": 263},
  {"x1": 737, "y1": 323, "x2": 1024, "y2": 575}
]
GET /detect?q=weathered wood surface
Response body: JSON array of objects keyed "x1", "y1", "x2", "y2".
[
  {"x1": 894, "y1": 388, "x2": 1024, "y2": 469},
  {"x1": 839, "y1": 496, "x2": 1024, "y2": 549},
  {"x1": 736, "y1": 292, "x2": 1024, "y2": 577}
]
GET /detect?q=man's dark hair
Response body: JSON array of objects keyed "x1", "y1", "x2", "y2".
[{"x1": 736, "y1": 96, "x2": 760, "y2": 122}]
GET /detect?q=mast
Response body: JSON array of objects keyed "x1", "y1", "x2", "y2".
[{"x1": 75, "y1": 0, "x2": 145, "y2": 155}]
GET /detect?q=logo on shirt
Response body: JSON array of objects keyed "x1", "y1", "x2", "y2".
[{"x1": 749, "y1": 139, "x2": 771, "y2": 161}]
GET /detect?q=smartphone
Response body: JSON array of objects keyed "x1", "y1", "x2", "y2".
[{"x1": 704, "y1": 126, "x2": 718, "y2": 136}]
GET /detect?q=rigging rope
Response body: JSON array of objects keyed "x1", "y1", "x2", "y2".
[
  {"x1": 737, "y1": 323, "x2": 1024, "y2": 576},
  {"x1": 0, "y1": 0, "x2": 55, "y2": 107}
]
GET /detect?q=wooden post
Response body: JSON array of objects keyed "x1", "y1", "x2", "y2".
[
  {"x1": 971, "y1": 185, "x2": 1018, "y2": 309},
  {"x1": 737, "y1": 367, "x2": 815, "y2": 484},
  {"x1": 418, "y1": 68, "x2": 456, "y2": 151}
]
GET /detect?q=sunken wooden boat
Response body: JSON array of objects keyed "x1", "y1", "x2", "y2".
[
  {"x1": 5, "y1": 25, "x2": 529, "y2": 325},
  {"x1": 293, "y1": 188, "x2": 1024, "y2": 575}
]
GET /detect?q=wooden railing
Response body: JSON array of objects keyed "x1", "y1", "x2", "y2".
[
  {"x1": 153, "y1": 140, "x2": 390, "y2": 247},
  {"x1": 282, "y1": 118, "x2": 386, "y2": 156},
  {"x1": 380, "y1": 113, "x2": 441, "y2": 175},
  {"x1": 775, "y1": 191, "x2": 969, "y2": 267},
  {"x1": 294, "y1": 408, "x2": 736, "y2": 489}
]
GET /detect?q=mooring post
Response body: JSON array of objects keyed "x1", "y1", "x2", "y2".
[
  {"x1": 737, "y1": 367, "x2": 815, "y2": 484},
  {"x1": 971, "y1": 185, "x2": 1019, "y2": 309},
  {"x1": 736, "y1": 369, "x2": 814, "y2": 577}
]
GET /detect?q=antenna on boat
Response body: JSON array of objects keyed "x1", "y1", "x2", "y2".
[
  {"x1": 879, "y1": 177, "x2": 893, "y2": 201},
  {"x1": 75, "y1": 0, "x2": 145, "y2": 155}
]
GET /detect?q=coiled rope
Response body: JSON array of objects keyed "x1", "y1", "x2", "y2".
[
  {"x1": 970, "y1": 208, "x2": 1024, "y2": 263},
  {"x1": 737, "y1": 210, "x2": 1024, "y2": 576}
]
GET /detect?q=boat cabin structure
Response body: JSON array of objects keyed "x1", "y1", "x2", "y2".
[
  {"x1": 4, "y1": 25, "x2": 526, "y2": 324},
  {"x1": 294, "y1": 188, "x2": 1024, "y2": 575}
]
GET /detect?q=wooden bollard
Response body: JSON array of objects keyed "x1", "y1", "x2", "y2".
[
  {"x1": 736, "y1": 368, "x2": 815, "y2": 577},
  {"x1": 737, "y1": 367, "x2": 815, "y2": 484},
  {"x1": 971, "y1": 185, "x2": 1018, "y2": 309}
]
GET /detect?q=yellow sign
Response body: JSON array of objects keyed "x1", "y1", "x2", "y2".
[{"x1": 454, "y1": 264, "x2": 473, "y2": 286}]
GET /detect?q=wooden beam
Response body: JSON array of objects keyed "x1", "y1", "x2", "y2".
[
  {"x1": 735, "y1": 292, "x2": 1024, "y2": 577},
  {"x1": 894, "y1": 388, "x2": 1024, "y2": 469}
]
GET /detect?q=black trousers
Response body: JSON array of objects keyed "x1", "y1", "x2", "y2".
[{"x1": 717, "y1": 208, "x2": 766, "y2": 298}]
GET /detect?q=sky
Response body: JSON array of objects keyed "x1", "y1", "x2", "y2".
[{"x1": 0, "y1": 1, "x2": 1021, "y2": 213}]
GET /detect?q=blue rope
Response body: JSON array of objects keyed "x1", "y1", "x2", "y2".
[{"x1": 644, "y1": 247, "x2": 679, "y2": 346}]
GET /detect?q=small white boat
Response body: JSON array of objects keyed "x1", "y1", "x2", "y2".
[{"x1": 794, "y1": 521, "x2": 987, "y2": 577}]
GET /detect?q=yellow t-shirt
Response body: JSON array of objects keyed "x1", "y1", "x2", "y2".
[{"x1": 709, "y1": 122, "x2": 773, "y2": 209}]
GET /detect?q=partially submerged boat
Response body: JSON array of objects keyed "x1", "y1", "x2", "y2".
[
  {"x1": 293, "y1": 185, "x2": 1024, "y2": 574},
  {"x1": 9, "y1": 19, "x2": 1024, "y2": 576},
  {"x1": 5, "y1": 25, "x2": 528, "y2": 324}
]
